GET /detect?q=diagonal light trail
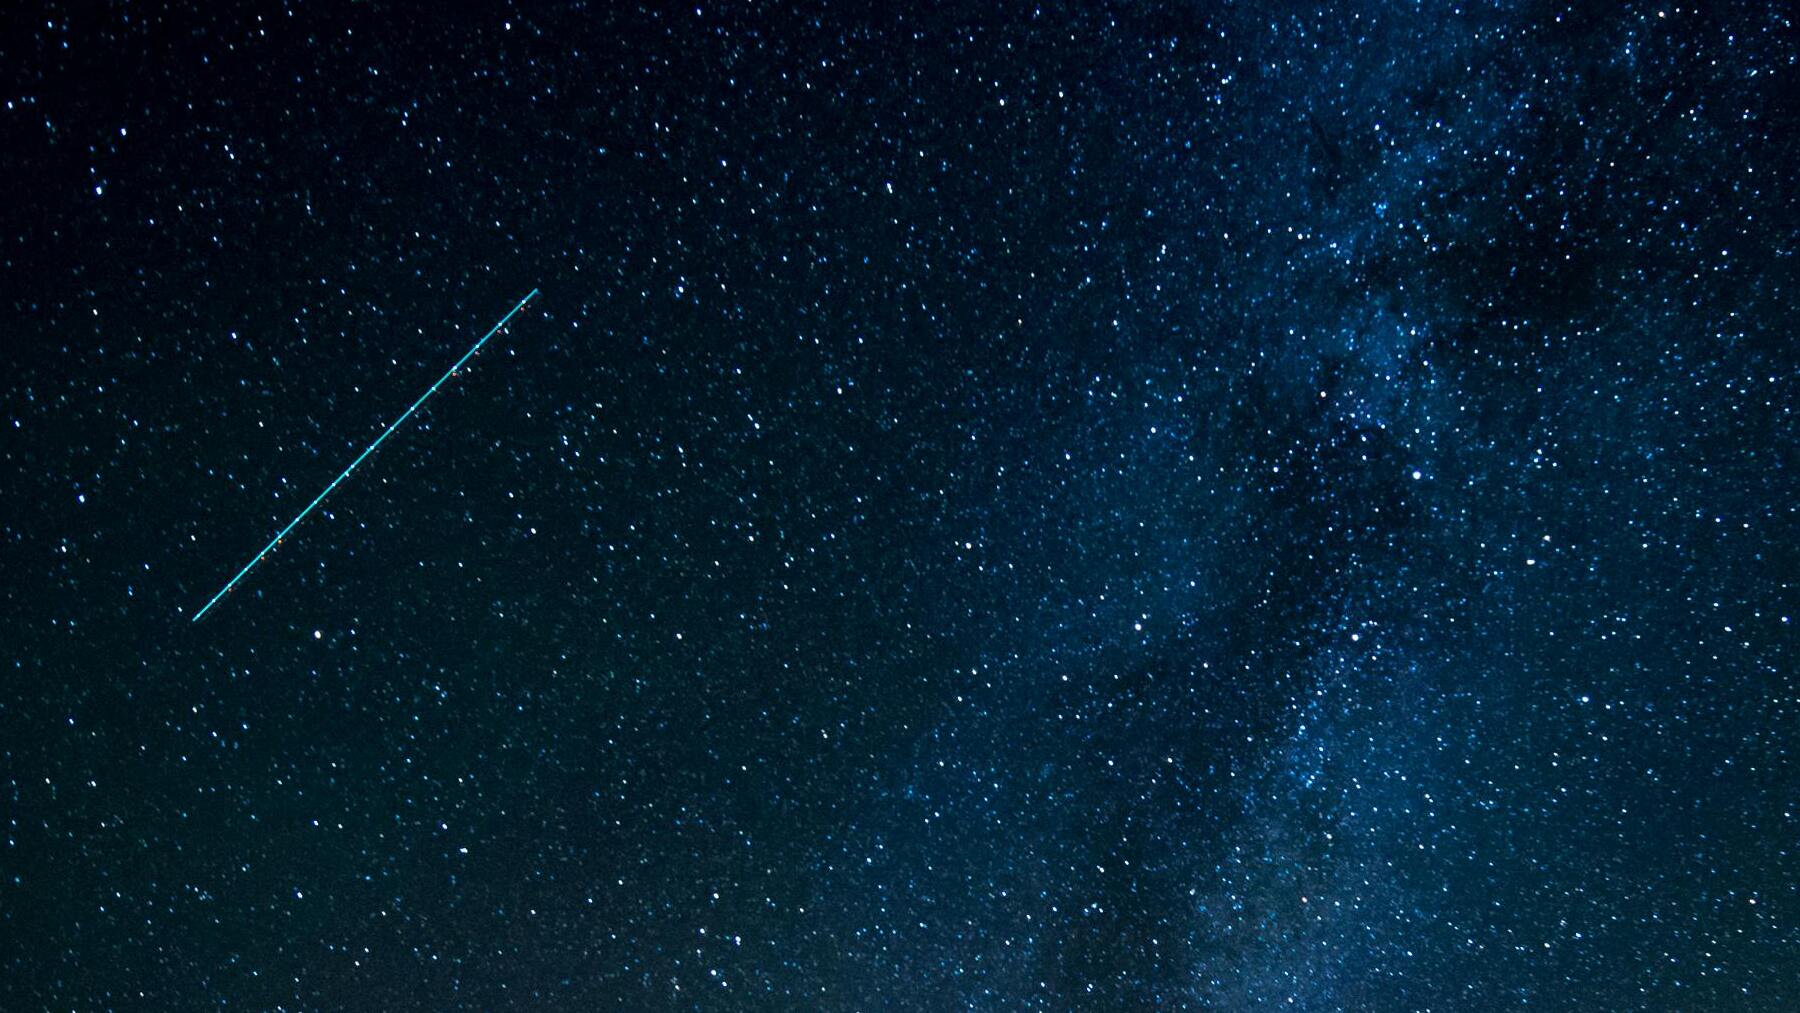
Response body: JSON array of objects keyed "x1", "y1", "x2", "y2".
[{"x1": 191, "y1": 288, "x2": 540, "y2": 622}]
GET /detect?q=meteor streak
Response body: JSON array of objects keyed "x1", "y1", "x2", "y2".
[{"x1": 191, "y1": 288, "x2": 540, "y2": 622}]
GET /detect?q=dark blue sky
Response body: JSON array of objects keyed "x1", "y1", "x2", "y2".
[{"x1": 2, "y1": 1, "x2": 1795, "y2": 1009}]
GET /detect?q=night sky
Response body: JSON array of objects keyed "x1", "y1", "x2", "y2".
[{"x1": 3, "y1": 2, "x2": 1796, "y2": 1009}]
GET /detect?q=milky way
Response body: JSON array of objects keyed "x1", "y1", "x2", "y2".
[{"x1": 2, "y1": 3, "x2": 1794, "y2": 1009}]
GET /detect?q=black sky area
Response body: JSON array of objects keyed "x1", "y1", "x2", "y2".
[{"x1": 2, "y1": 1, "x2": 1796, "y2": 1009}]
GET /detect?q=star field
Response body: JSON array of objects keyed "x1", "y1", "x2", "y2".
[{"x1": 2, "y1": 2, "x2": 1795, "y2": 1009}]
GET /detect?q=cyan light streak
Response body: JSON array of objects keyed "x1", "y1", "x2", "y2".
[{"x1": 191, "y1": 288, "x2": 540, "y2": 622}]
